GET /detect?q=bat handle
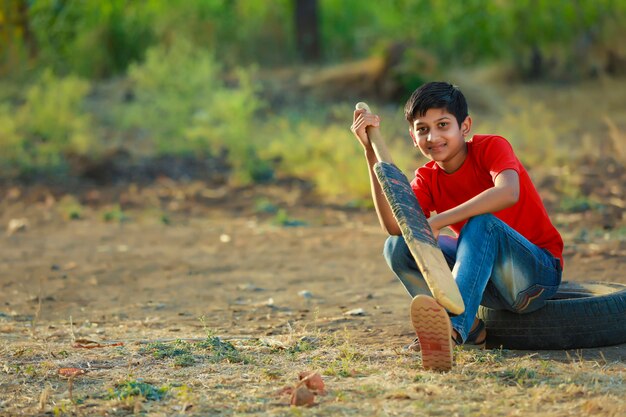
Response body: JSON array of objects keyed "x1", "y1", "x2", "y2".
[{"x1": 355, "y1": 102, "x2": 394, "y2": 164}]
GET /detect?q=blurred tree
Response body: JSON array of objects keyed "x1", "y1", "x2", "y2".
[
  {"x1": 1, "y1": 0, "x2": 624, "y2": 79},
  {"x1": 0, "y1": 0, "x2": 37, "y2": 72},
  {"x1": 294, "y1": 0, "x2": 320, "y2": 62},
  {"x1": 16, "y1": 0, "x2": 37, "y2": 59},
  {"x1": 24, "y1": 0, "x2": 155, "y2": 78}
]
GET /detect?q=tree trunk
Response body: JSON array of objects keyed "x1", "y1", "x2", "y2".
[
  {"x1": 294, "y1": 0, "x2": 320, "y2": 62},
  {"x1": 16, "y1": 0, "x2": 37, "y2": 59}
]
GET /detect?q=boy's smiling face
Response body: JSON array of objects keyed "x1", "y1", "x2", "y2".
[{"x1": 409, "y1": 107, "x2": 472, "y2": 173}]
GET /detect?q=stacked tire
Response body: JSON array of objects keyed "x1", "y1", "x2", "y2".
[{"x1": 478, "y1": 281, "x2": 626, "y2": 350}]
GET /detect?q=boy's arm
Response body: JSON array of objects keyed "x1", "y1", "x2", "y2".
[
  {"x1": 427, "y1": 169, "x2": 520, "y2": 237},
  {"x1": 365, "y1": 148, "x2": 402, "y2": 235},
  {"x1": 351, "y1": 109, "x2": 401, "y2": 235}
]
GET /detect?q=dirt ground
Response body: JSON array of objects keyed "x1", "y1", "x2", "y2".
[{"x1": 0, "y1": 180, "x2": 625, "y2": 416}]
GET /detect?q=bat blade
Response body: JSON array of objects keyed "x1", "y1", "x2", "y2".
[{"x1": 374, "y1": 161, "x2": 465, "y2": 315}]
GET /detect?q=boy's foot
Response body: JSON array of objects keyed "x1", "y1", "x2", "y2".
[
  {"x1": 409, "y1": 295, "x2": 453, "y2": 371},
  {"x1": 405, "y1": 318, "x2": 487, "y2": 352}
]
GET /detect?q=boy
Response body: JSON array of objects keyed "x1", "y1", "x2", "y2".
[{"x1": 350, "y1": 82, "x2": 563, "y2": 370}]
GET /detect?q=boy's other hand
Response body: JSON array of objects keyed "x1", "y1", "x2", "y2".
[
  {"x1": 427, "y1": 217, "x2": 441, "y2": 240},
  {"x1": 350, "y1": 108, "x2": 380, "y2": 151}
]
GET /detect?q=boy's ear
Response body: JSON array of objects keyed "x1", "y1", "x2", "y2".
[
  {"x1": 461, "y1": 116, "x2": 472, "y2": 137},
  {"x1": 409, "y1": 128, "x2": 418, "y2": 146}
]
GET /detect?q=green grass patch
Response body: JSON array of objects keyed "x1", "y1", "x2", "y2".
[
  {"x1": 491, "y1": 366, "x2": 539, "y2": 387},
  {"x1": 102, "y1": 205, "x2": 130, "y2": 223},
  {"x1": 319, "y1": 339, "x2": 366, "y2": 378},
  {"x1": 457, "y1": 347, "x2": 506, "y2": 365},
  {"x1": 271, "y1": 209, "x2": 307, "y2": 227},
  {"x1": 559, "y1": 195, "x2": 600, "y2": 213},
  {"x1": 108, "y1": 379, "x2": 169, "y2": 401},
  {"x1": 57, "y1": 195, "x2": 85, "y2": 220},
  {"x1": 196, "y1": 336, "x2": 251, "y2": 364},
  {"x1": 254, "y1": 198, "x2": 279, "y2": 214},
  {"x1": 140, "y1": 340, "x2": 195, "y2": 367},
  {"x1": 139, "y1": 336, "x2": 252, "y2": 366},
  {"x1": 285, "y1": 338, "x2": 317, "y2": 355}
]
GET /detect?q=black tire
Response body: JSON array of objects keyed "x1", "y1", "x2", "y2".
[{"x1": 477, "y1": 281, "x2": 626, "y2": 350}]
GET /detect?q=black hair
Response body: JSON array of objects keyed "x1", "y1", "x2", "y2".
[{"x1": 404, "y1": 82, "x2": 468, "y2": 127}]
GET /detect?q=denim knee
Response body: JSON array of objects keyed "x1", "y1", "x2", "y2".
[
  {"x1": 462, "y1": 213, "x2": 498, "y2": 236},
  {"x1": 383, "y1": 235, "x2": 408, "y2": 271}
]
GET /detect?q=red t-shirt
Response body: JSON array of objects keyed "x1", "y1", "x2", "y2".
[{"x1": 410, "y1": 134, "x2": 564, "y2": 268}]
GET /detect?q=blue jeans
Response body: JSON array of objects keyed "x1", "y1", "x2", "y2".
[{"x1": 383, "y1": 214, "x2": 562, "y2": 342}]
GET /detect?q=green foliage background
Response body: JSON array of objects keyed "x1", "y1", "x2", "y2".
[{"x1": 0, "y1": 0, "x2": 624, "y2": 200}]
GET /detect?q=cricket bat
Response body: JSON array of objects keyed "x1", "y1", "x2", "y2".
[{"x1": 356, "y1": 102, "x2": 465, "y2": 315}]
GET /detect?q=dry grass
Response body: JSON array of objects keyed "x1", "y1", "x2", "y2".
[{"x1": 1, "y1": 319, "x2": 624, "y2": 416}]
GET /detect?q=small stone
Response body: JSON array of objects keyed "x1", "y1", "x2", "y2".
[
  {"x1": 298, "y1": 290, "x2": 313, "y2": 299},
  {"x1": 64, "y1": 262, "x2": 77, "y2": 271},
  {"x1": 219, "y1": 234, "x2": 231, "y2": 243},
  {"x1": 7, "y1": 218, "x2": 29, "y2": 235},
  {"x1": 237, "y1": 283, "x2": 264, "y2": 292},
  {"x1": 344, "y1": 308, "x2": 366, "y2": 316},
  {"x1": 260, "y1": 338, "x2": 287, "y2": 349}
]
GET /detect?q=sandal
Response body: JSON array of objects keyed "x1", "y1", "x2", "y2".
[
  {"x1": 452, "y1": 319, "x2": 487, "y2": 349},
  {"x1": 406, "y1": 318, "x2": 487, "y2": 352},
  {"x1": 409, "y1": 295, "x2": 454, "y2": 371}
]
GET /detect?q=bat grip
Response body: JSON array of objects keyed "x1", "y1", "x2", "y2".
[{"x1": 355, "y1": 102, "x2": 394, "y2": 163}]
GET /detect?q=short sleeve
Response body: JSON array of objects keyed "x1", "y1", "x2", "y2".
[
  {"x1": 410, "y1": 167, "x2": 435, "y2": 218},
  {"x1": 478, "y1": 136, "x2": 521, "y2": 182}
]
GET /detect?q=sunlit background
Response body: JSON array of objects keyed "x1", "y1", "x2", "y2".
[{"x1": 1, "y1": 0, "x2": 625, "y2": 222}]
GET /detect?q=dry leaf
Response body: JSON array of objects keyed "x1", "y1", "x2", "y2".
[
  {"x1": 58, "y1": 368, "x2": 86, "y2": 378},
  {"x1": 298, "y1": 371, "x2": 326, "y2": 394},
  {"x1": 277, "y1": 371, "x2": 325, "y2": 406},
  {"x1": 290, "y1": 385, "x2": 315, "y2": 407},
  {"x1": 73, "y1": 338, "x2": 124, "y2": 349}
]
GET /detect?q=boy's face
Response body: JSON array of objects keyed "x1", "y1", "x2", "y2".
[{"x1": 409, "y1": 108, "x2": 472, "y2": 173}]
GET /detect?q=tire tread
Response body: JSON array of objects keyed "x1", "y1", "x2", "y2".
[{"x1": 478, "y1": 281, "x2": 626, "y2": 350}]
